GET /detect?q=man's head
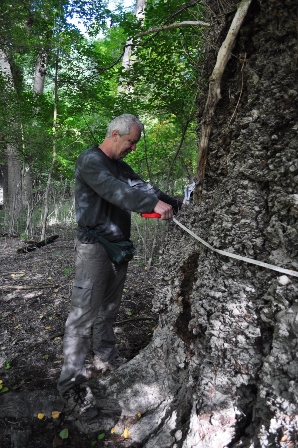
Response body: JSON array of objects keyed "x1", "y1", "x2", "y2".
[
  {"x1": 100, "y1": 114, "x2": 143, "y2": 160},
  {"x1": 106, "y1": 114, "x2": 144, "y2": 138}
]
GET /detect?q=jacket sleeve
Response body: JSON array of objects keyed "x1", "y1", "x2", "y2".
[{"x1": 123, "y1": 162, "x2": 183, "y2": 214}]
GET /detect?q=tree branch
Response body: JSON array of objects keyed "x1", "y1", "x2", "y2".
[{"x1": 134, "y1": 21, "x2": 211, "y2": 38}]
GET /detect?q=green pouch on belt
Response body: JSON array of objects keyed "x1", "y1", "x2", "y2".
[{"x1": 88, "y1": 230, "x2": 136, "y2": 264}]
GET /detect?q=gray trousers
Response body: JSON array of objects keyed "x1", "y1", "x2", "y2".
[{"x1": 57, "y1": 239, "x2": 128, "y2": 396}]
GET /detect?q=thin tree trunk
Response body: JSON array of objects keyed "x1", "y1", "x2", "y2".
[
  {"x1": 166, "y1": 119, "x2": 191, "y2": 190},
  {"x1": 33, "y1": 51, "x2": 47, "y2": 94},
  {"x1": 40, "y1": 52, "x2": 58, "y2": 241}
]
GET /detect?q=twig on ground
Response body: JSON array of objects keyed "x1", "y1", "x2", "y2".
[
  {"x1": 0, "y1": 284, "x2": 58, "y2": 291},
  {"x1": 115, "y1": 317, "x2": 157, "y2": 325}
]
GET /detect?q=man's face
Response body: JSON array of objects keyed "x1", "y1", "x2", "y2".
[{"x1": 112, "y1": 123, "x2": 141, "y2": 159}]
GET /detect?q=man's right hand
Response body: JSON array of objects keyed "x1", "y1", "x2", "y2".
[{"x1": 154, "y1": 200, "x2": 173, "y2": 220}]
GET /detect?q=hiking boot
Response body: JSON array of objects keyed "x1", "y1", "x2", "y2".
[
  {"x1": 62, "y1": 384, "x2": 98, "y2": 419},
  {"x1": 93, "y1": 355, "x2": 127, "y2": 372}
]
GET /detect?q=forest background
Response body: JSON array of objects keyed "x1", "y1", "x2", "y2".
[{"x1": 0, "y1": 0, "x2": 201, "y2": 240}]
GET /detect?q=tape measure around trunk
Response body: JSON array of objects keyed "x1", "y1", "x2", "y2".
[{"x1": 172, "y1": 217, "x2": 298, "y2": 278}]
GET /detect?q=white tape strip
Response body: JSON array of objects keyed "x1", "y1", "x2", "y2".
[{"x1": 173, "y1": 217, "x2": 298, "y2": 278}]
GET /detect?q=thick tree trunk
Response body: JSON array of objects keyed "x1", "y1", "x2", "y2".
[{"x1": 80, "y1": 1, "x2": 298, "y2": 446}]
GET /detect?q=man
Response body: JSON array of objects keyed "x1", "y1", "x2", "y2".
[{"x1": 57, "y1": 114, "x2": 182, "y2": 418}]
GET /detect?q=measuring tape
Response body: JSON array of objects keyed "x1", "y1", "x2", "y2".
[
  {"x1": 172, "y1": 217, "x2": 298, "y2": 278},
  {"x1": 141, "y1": 213, "x2": 298, "y2": 278}
]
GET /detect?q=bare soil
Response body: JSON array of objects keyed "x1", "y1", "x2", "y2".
[{"x1": 0, "y1": 227, "x2": 159, "y2": 447}]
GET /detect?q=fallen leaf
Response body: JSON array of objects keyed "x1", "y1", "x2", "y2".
[
  {"x1": 52, "y1": 434, "x2": 64, "y2": 447},
  {"x1": 137, "y1": 412, "x2": 142, "y2": 418},
  {"x1": 37, "y1": 413, "x2": 45, "y2": 420},
  {"x1": 52, "y1": 411, "x2": 61, "y2": 419},
  {"x1": 97, "y1": 433, "x2": 105, "y2": 440},
  {"x1": 123, "y1": 428, "x2": 131, "y2": 439},
  {"x1": 0, "y1": 387, "x2": 9, "y2": 393},
  {"x1": 59, "y1": 428, "x2": 69, "y2": 439},
  {"x1": 45, "y1": 326, "x2": 51, "y2": 330},
  {"x1": 111, "y1": 427, "x2": 116, "y2": 434}
]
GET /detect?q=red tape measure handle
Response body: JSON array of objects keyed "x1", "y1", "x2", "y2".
[{"x1": 141, "y1": 213, "x2": 161, "y2": 218}]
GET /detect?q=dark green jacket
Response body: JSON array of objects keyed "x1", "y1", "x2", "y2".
[{"x1": 75, "y1": 145, "x2": 181, "y2": 242}]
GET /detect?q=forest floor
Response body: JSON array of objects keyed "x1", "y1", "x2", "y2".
[{"x1": 0, "y1": 226, "x2": 159, "y2": 448}]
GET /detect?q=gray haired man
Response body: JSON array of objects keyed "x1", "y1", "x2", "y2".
[{"x1": 57, "y1": 114, "x2": 182, "y2": 418}]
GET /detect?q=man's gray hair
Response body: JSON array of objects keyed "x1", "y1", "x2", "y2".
[{"x1": 106, "y1": 114, "x2": 144, "y2": 137}]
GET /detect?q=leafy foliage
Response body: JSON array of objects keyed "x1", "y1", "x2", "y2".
[{"x1": 0, "y1": 0, "x2": 204, "y2": 227}]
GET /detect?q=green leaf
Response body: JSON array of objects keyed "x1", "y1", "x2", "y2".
[
  {"x1": 59, "y1": 428, "x2": 69, "y2": 439},
  {"x1": 97, "y1": 433, "x2": 105, "y2": 440},
  {"x1": 0, "y1": 387, "x2": 9, "y2": 393}
]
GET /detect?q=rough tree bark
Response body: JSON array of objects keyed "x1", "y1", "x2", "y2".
[
  {"x1": 195, "y1": 0, "x2": 252, "y2": 201},
  {"x1": 85, "y1": 0, "x2": 298, "y2": 446}
]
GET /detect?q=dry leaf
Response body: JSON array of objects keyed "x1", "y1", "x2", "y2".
[
  {"x1": 137, "y1": 412, "x2": 142, "y2": 418},
  {"x1": 37, "y1": 413, "x2": 45, "y2": 419},
  {"x1": 111, "y1": 427, "x2": 116, "y2": 434},
  {"x1": 123, "y1": 428, "x2": 131, "y2": 439},
  {"x1": 52, "y1": 434, "x2": 64, "y2": 447},
  {"x1": 52, "y1": 411, "x2": 61, "y2": 419}
]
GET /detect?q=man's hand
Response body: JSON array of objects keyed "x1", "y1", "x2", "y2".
[{"x1": 154, "y1": 200, "x2": 173, "y2": 220}]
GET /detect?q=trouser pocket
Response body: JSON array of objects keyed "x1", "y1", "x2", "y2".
[{"x1": 71, "y1": 279, "x2": 93, "y2": 310}]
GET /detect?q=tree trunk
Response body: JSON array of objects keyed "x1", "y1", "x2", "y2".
[
  {"x1": 40, "y1": 51, "x2": 58, "y2": 241},
  {"x1": 0, "y1": 49, "x2": 23, "y2": 232},
  {"x1": 0, "y1": 164, "x2": 7, "y2": 210},
  {"x1": 120, "y1": 0, "x2": 147, "y2": 89},
  {"x1": 33, "y1": 51, "x2": 47, "y2": 94},
  {"x1": 23, "y1": 50, "x2": 48, "y2": 233},
  {"x1": 87, "y1": 1, "x2": 298, "y2": 446}
]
